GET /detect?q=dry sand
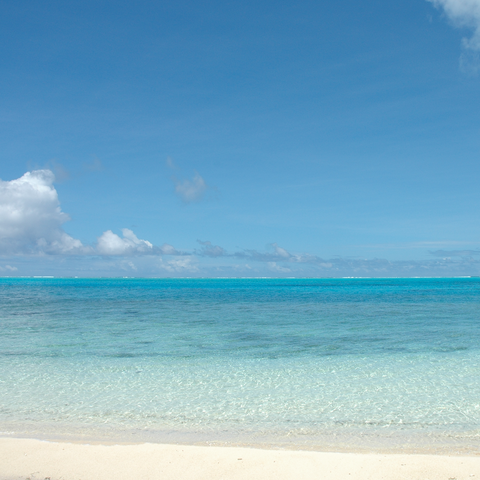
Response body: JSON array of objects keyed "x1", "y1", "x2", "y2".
[{"x1": 1, "y1": 437, "x2": 479, "y2": 480}]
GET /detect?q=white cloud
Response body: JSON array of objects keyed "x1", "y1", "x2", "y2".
[
  {"x1": 429, "y1": 0, "x2": 480, "y2": 49},
  {"x1": 267, "y1": 262, "x2": 291, "y2": 273},
  {"x1": 234, "y1": 243, "x2": 322, "y2": 265},
  {"x1": 0, "y1": 264, "x2": 18, "y2": 272},
  {"x1": 0, "y1": 170, "x2": 90, "y2": 255},
  {"x1": 160, "y1": 243, "x2": 178, "y2": 255},
  {"x1": 96, "y1": 228, "x2": 153, "y2": 255},
  {"x1": 197, "y1": 239, "x2": 227, "y2": 257},
  {"x1": 271, "y1": 242, "x2": 290, "y2": 258},
  {"x1": 174, "y1": 172, "x2": 208, "y2": 203},
  {"x1": 157, "y1": 256, "x2": 199, "y2": 272},
  {"x1": 0, "y1": 169, "x2": 183, "y2": 258}
]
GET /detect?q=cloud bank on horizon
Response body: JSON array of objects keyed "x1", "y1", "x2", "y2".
[{"x1": 0, "y1": 169, "x2": 478, "y2": 277}]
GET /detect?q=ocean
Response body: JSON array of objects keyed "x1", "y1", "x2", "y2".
[{"x1": 0, "y1": 278, "x2": 479, "y2": 453}]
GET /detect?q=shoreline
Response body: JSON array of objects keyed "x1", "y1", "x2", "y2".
[
  {"x1": 1, "y1": 437, "x2": 480, "y2": 480},
  {"x1": 2, "y1": 424, "x2": 480, "y2": 456}
]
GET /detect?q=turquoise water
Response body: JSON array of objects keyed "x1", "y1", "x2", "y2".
[{"x1": 0, "y1": 278, "x2": 479, "y2": 452}]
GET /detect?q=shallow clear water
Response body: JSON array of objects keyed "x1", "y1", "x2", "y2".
[{"x1": 0, "y1": 278, "x2": 479, "y2": 452}]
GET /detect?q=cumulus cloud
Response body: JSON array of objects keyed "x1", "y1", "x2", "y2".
[
  {"x1": 95, "y1": 232, "x2": 188, "y2": 257},
  {"x1": 0, "y1": 170, "x2": 90, "y2": 255},
  {"x1": 429, "y1": 0, "x2": 480, "y2": 49},
  {"x1": 0, "y1": 169, "x2": 187, "y2": 258},
  {"x1": 96, "y1": 229, "x2": 154, "y2": 255},
  {"x1": 5, "y1": 170, "x2": 477, "y2": 279},
  {"x1": 95, "y1": 234, "x2": 186, "y2": 257}
]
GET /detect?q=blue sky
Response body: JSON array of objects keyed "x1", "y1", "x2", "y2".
[{"x1": 1, "y1": 0, "x2": 480, "y2": 277}]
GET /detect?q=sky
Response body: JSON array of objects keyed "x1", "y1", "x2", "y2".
[{"x1": 1, "y1": 0, "x2": 480, "y2": 277}]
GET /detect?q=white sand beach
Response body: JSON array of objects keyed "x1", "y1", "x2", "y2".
[{"x1": 1, "y1": 437, "x2": 479, "y2": 480}]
